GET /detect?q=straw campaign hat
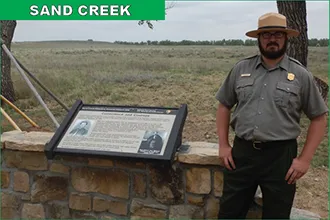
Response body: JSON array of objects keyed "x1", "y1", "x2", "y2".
[{"x1": 245, "y1": 12, "x2": 300, "y2": 38}]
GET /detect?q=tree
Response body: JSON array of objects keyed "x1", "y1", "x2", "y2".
[
  {"x1": 277, "y1": 1, "x2": 328, "y2": 102},
  {"x1": 277, "y1": 1, "x2": 308, "y2": 66},
  {"x1": 1, "y1": 20, "x2": 17, "y2": 103}
]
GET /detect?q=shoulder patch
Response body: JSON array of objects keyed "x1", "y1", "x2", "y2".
[
  {"x1": 288, "y1": 57, "x2": 304, "y2": 66},
  {"x1": 243, "y1": 54, "x2": 259, "y2": 60},
  {"x1": 288, "y1": 56, "x2": 310, "y2": 72},
  {"x1": 234, "y1": 54, "x2": 258, "y2": 66}
]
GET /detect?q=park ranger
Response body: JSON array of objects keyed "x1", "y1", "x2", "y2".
[{"x1": 215, "y1": 12, "x2": 328, "y2": 219}]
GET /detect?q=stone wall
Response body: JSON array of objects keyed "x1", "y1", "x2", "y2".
[{"x1": 1, "y1": 130, "x2": 321, "y2": 219}]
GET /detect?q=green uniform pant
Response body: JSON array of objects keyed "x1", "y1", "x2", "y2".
[{"x1": 218, "y1": 136, "x2": 297, "y2": 219}]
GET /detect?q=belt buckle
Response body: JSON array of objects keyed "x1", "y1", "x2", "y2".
[{"x1": 252, "y1": 140, "x2": 262, "y2": 150}]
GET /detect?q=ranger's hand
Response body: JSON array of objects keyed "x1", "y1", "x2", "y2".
[
  {"x1": 219, "y1": 145, "x2": 236, "y2": 170},
  {"x1": 285, "y1": 157, "x2": 310, "y2": 184}
]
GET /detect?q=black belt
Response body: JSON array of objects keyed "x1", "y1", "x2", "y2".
[{"x1": 235, "y1": 136, "x2": 296, "y2": 150}]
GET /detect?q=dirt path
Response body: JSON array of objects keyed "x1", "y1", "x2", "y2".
[{"x1": 293, "y1": 166, "x2": 328, "y2": 218}]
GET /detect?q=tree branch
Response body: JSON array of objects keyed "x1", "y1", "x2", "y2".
[{"x1": 138, "y1": 2, "x2": 176, "y2": 29}]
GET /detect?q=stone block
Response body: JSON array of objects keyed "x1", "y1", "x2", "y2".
[
  {"x1": 21, "y1": 203, "x2": 45, "y2": 219},
  {"x1": 93, "y1": 197, "x2": 109, "y2": 212},
  {"x1": 72, "y1": 212, "x2": 96, "y2": 219},
  {"x1": 186, "y1": 194, "x2": 205, "y2": 207},
  {"x1": 1, "y1": 130, "x2": 53, "y2": 152},
  {"x1": 4, "y1": 150, "x2": 48, "y2": 170},
  {"x1": 115, "y1": 160, "x2": 146, "y2": 169},
  {"x1": 13, "y1": 171, "x2": 29, "y2": 192},
  {"x1": 100, "y1": 215, "x2": 115, "y2": 219},
  {"x1": 1, "y1": 192, "x2": 20, "y2": 219},
  {"x1": 69, "y1": 193, "x2": 91, "y2": 211},
  {"x1": 71, "y1": 167, "x2": 129, "y2": 199},
  {"x1": 108, "y1": 200, "x2": 127, "y2": 216},
  {"x1": 177, "y1": 142, "x2": 223, "y2": 166},
  {"x1": 22, "y1": 194, "x2": 31, "y2": 201},
  {"x1": 1, "y1": 171, "x2": 10, "y2": 188},
  {"x1": 133, "y1": 173, "x2": 146, "y2": 198},
  {"x1": 169, "y1": 205, "x2": 204, "y2": 219},
  {"x1": 92, "y1": 197, "x2": 127, "y2": 216},
  {"x1": 186, "y1": 168, "x2": 211, "y2": 194},
  {"x1": 130, "y1": 198, "x2": 167, "y2": 219},
  {"x1": 49, "y1": 163, "x2": 70, "y2": 174},
  {"x1": 54, "y1": 155, "x2": 89, "y2": 164},
  {"x1": 45, "y1": 202, "x2": 70, "y2": 219},
  {"x1": 88, "y1": 158, "x2": 114, "y2": 167},
  {"x1": 205, "y1": 196, "x2": 220, "y2": 219},
  {"x1": 31, "y1": 175, "x2": 68, "y2": 202},
  {"x1": 213, "y1": 171, "x2": 224, "y2": 197},
  {"x1": 149, "y1": 164, "x2": 184, "y2": 205}
]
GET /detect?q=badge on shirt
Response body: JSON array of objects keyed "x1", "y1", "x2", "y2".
[
  {"x1": 287, "y1": 73, "x2": 295, "y2": 81},
  {"x1": 241, "y1": 73, "x2": 251, "y2": 77}
]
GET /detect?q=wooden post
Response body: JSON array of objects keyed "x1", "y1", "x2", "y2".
[
  {"x1": 1, "y1": 107, "x2": 22, "y2": 131},
  {"x1": 1, "y1": 95, "x2": 39, "y2": 128}
]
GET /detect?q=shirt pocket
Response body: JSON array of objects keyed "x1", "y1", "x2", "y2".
[
  {"x1": 274, "y1": 81, "x2": 300, "y2": 109},
  {"x1": 236, "y1": 78, "x2": 254, "y2": 101}
]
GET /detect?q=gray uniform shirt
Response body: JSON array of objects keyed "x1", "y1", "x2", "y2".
[{"x1": 215, "y1": 54, "x2": 328, "y2": 141}]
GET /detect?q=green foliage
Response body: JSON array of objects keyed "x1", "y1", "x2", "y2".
[
  {"x1": 308, "y1": 38, "x2": 329, "y2": 47},
  {"x1": 114, "y1": 38, "x2": 328, "y2": 46}
]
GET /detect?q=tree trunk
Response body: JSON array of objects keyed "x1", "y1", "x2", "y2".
[
  {"x1": 1, "y1": 20, "x2": 17, "y2": 103},
  {"x1": 277, "y1": 1, "x2": 328, "y2": 103},
  {"x1": 277, "y1": 1, "x2": 308, "y2": 66}
]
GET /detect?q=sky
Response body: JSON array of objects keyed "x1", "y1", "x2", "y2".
[{"x1": 13, "y1": 1, "x2": 329, "y2": 42}]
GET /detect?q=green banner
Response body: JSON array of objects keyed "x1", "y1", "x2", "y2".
[{"x1": 0, "y1": 0, "x2": 165, "y2": 20}]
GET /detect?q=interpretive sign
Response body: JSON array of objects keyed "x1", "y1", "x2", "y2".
[{"x1": 45, "y1": 100, "x2": 188, "y2": 162}]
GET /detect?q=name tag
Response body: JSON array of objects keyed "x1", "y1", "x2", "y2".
[{"x1": 241, "y1": 73, "x2": 251, "y2": 77}]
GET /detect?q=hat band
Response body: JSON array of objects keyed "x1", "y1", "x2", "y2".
[{"x1": 258, "y1": 26, "x2": 287, "y2": 30}]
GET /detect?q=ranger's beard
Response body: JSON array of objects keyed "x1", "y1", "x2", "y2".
[{"x1": 258, "y1": 39, "x2": 288, "y2": 59}]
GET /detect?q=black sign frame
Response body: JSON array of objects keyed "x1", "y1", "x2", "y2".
[{"x1": 45, "y1": 100, "x2": 188, "y2": 163}]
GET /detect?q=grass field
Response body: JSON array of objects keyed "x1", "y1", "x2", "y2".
[{"x1": 1, "y1": 41, "x2": 329, "y2": 217}]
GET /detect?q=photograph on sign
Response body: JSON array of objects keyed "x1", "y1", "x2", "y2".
[
  {"x1": 137, "y1": 130, "x2": 168, "y2": 155},
  {"x1": 67, "y1": 119, "x2": 94, "y2": 136}
]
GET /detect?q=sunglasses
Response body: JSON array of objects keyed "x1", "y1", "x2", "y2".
[{"x1": 260, "y1": 32, "x2": 286, "y2": 39}]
